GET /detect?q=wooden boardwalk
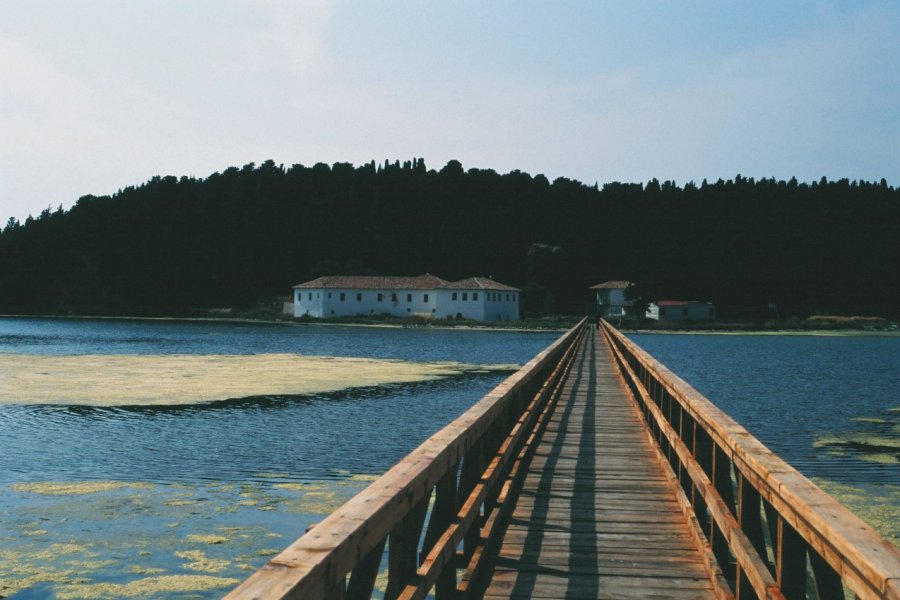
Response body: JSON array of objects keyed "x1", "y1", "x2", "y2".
[
  {"x1": 228, "y1": 319, "x2": 900, "y2": 600},
  {"x1": 478, "y1": 329, "x2": 717, "y2": 599}
]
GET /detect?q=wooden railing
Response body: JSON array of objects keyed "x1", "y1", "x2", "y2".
[
  {"x1": 226, "y1": 319, "x2": 587, "y2": 600},
  {"x1": 600, "y1": 320, "x2": 900, "y2": 600}
]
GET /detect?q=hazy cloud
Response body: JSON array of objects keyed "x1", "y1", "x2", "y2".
[{"x1": 0, "y1": 2, "x2": 896, "y2": 222}]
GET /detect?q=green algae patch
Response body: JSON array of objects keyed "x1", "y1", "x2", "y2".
[
  {"x1": 812, "y1": 478, "x2": 900, "y2": 546},
  {"x1": 253, "y1": 472, "x2": 291, "y2": 479},
  {"x1": 813, "y1": 410, "x2": 900, "y2": 465},
  {"x1": 0, "y1": 353, "x2": 511, "y2": 406},
  {"x1": 813, "y1": 434, "x2": 900, "y2": 451},
  {"x1": 126, "y1": 565, "x2": 166, "y2": 575},
  {"x1": 813, "y1": 433, "x2": 900, "y2": 460},
  {"x1": 274, "y1": 483, "x2": 352, "y2": 515},
  {"x1": 0, "y1": 543, "x2": 97, "y2": 597},
  {"x1": 11, "y1": 481, "x2": 154, "y2": 495},
  {"x1": 175, "y1": 550, "x2": 230, "y2": 573},
  {"x1": 858, "y1": 453, "x2": 899, "y2": 465},
  {"x1": 54, "y1": 575, "x2": 239, "y2": 599},
  {"x1": 0, "y1": 477, "x2": 376, "y2": 595},
  {"x1": 374, "y1": 569, "x2": 390, "y2": 593},
  {"x1": 187, "y1": 534, "x2": 229, "y2": 545}
]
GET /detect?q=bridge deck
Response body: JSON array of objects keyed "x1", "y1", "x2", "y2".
[{"x1": 479, "y1": 330, "x2": 717, "y2": 599}]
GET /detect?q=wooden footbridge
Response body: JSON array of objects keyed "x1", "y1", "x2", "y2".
[{"x1": 228, "y1": 320, "x2": 900, "y2": 600}]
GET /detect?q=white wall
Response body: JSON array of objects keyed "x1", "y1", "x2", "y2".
[
  {"x1": 435, "y1": 289, "x2": 519, "y2": 321},
  {"x1": 295, "y1": 287, "x2": 519, "y2": 321},
  {"x1": 484, "y1": 290, "x2": 519, "y2": 321},
  {"x1": 294, "y1": 289, "x2": 325, "y2": 317},
  {"x1": 298, "y1": 288, "x2": 437, "y2": 318},
  {"x1": 597, "y1": 288, "x2": 628, "y2": 317},
  {"x1": 435, "y1": 289, "x2": 485, "y2": 320}
]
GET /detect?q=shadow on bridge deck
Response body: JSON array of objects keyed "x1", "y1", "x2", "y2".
[{"x1": 476, "y1": 330, "x2": 717, "y2": 599}]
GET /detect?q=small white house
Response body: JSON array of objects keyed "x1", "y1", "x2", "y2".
[
  {"x1": 646, "y1": 301, "x2": 716, "y2": 322},
  {"x1": 589, "y1": 280, "x2": 634, "y2": 318},
  {"x1": 292, "y1": 274, "x2": 519, "y2": 321}
]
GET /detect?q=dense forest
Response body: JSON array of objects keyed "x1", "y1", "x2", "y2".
[{"x1": 0, "y1": 159, "x2": 897, "y2": 318}]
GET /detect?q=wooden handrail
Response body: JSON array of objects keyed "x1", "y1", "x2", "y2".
[
  {"x1": 600, "y1": 320, "x2": 900, "y2": 600},
  {"x1": 226, "y1": 318, "x2": 587, "y2": 600}
]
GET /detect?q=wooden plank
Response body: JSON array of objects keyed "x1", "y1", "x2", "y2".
[
  {"x1": 601, "y1": 322, "x2": 900, "y2": 600},
  {"x1": 476, "y1": 330, "x2": 720, "y2": 599},
  {"x1": 226, "y1": 321, "x2": 587, "y2": 600}
]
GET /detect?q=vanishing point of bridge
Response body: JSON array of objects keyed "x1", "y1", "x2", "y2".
[{"x1": 228, "y1": 321, "x2": 900, "y2": 600}]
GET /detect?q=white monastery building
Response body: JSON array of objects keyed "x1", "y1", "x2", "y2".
[
  {"x1": 589, "y1": 280, "x2": 634, "y2": 318},
  {"x1": 292, "y1": 274, "x2": 519, "y2": 321}
]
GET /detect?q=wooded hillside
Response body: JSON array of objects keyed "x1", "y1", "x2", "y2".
[{"x1": 1, "y1": 159, "x2": 897, "y2": 318}]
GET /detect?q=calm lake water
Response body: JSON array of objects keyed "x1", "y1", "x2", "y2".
[
  {"x1": 0, "y1": 319, "x2": 897, "y2": 598},
  {"x1": 0, "y1": 318, "x2": 560, "y2": 485},
  {"x1": 629, "y1": 332, "x2": 900, "y2": 484}
]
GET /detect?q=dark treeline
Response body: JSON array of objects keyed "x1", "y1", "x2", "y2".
[{"x1": 1, "y1": 158, "x2": 897, "y2": 318}]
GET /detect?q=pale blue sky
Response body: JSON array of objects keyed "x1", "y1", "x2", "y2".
[{"x1": 1, "y1": 1, "x2": 898, "y2": 221}]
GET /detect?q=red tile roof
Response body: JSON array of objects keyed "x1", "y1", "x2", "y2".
[
  {"x1": 293, "y1": 273, "x2": 449, "y2": 290},
  {"x1": 442, "y1": 277, "x2": 519, "y2": 291},
  {"x1": 589, "y1": 280, "x2": 633, "y2": 290},
  {"x1": 293, "y1": 274, "x2": 519, "y2": 291}
]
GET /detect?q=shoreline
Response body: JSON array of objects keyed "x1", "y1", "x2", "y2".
[
  {"x1": 622, "y1": 328, "x2": 900, "y2": 337},
  {"x1": 3, "y1": 314, "x2": 898, "y2": 336},
  {"x1": 0, "y1": 313, "x2": 571, "y2": 333}
]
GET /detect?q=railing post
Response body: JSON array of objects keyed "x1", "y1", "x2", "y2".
[
  {"x1": 421, "y1": 465, "x2": 459, "y2": 598},
  {"x1": 385, "y1": 496, "x2": 428, "y2": 600},
  {"x1": 777, "y1": 516, "x2": 807, "y2": 600},
  {"x1": 459, "y1": 439, "x2": 485, "y2": 562},
  {"x1": 737, "y1": 472, "x2": 773, "y2": 577},
  {"x1": 599, "y1": 320, "x2": 900, "y2": 600},
  {"x1": 810, "y1": 552, "x2": 845, "y2": 600},
  {"x1": 346, "y1": 537, "x2": 387, "y2": 600}
]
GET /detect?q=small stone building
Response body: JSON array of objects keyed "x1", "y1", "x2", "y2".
[{"x1": 589, "y1": 281, "x2": 634, "y2": 318}]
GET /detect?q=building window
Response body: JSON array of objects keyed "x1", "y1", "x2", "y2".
[
  {"x1": 682, "y1": 307, "x2": 688, "y2": 317},
  {"x1": 462, "y1": 293, "x2": 468, "y2": 301},
  {"x1": 407, "y1": 293, "x2": 412, "y2": 302},
  {"x1": 424, "y1": 294, "x2": 429, "y2": 302},
  {"x1": 357, "y1": 293, "x2": 362, "y2": 301},
  {"x1": 506, "y1": 293, "x2": 510, "y2": 301},
  {"x1": 340, "y1": 292, "x2": 345, "y2": 301},
  {"x1": 473, "y1": 293, "x2": 478, "y2": 301},
  {"x1": 452, "y1": 292, "x2": 457, "y2": 301},
  {"x1": 377, "y1": 293, "x2": 383, "y2": 302},
  {"x1": 308, "y1": 293, "x2": 312, "y2": 301},
  {"x1": 391, "y1": 293, "x2": 397, "y2": 302},
  {"x1": 328, "y1": 292, "x2": 332, "y2": 298}
]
